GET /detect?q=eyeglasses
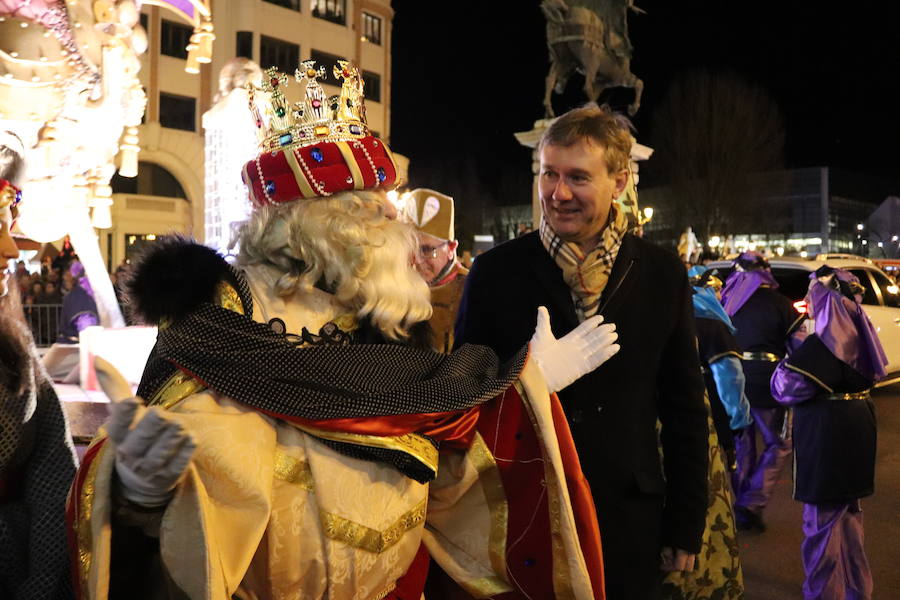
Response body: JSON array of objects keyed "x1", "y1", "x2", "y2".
[{"x1": 418, "y1": 241, "x2": 448, "y2": 260}]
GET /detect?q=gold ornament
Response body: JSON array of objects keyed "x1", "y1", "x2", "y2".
[{"x1": 247, "y1": 60, "x2": 370, "y2": 155}]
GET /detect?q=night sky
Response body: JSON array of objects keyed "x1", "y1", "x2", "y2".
[{"x1": 390, "y1": 0, "x2": 900, "y2": 226}]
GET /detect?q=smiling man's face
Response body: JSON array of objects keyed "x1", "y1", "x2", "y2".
[{"x1": 539, "y1": 140, "x2": 628, "y2": 253}]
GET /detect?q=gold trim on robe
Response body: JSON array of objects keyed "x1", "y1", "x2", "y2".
[
  {"x1": 273, "y1": 451, "x2": 315, "y2": 491},
  {"x1": 73, "y1": 437, "x2": 109, "y2": 599},
  {"x1": 290, "y1": 423, "x2": 439, "y2": 478},
  {"x1": 467, "y1": 433, "x2": 509, "y2": 577},
  {"x1": 320, "y1": 497, "x2": 427, "y2": 553}
]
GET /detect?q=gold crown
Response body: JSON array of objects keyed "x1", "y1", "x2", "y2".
[{"x1": 248, "y1": 60, "x2": 371, "y2": 154}]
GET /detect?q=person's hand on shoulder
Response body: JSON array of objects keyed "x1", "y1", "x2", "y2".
[{"x1": 529, "y1": 306, "x2": 620, "y2": 393}]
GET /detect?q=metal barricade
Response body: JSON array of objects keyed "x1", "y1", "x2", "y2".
[{"x1": 24, "y1": 303, "x2": 63, "y2": 347}]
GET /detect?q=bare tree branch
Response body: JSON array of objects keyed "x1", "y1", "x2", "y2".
[{"x1": 650, "y1": 69, "x2": 786, "y2": 243}]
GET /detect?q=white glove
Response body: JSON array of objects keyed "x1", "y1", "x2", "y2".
[
  {"x1": 105, "y1": 401, "x2": 196, "y2": 507},
  {"x1": 530, "y1": 306, "x2": 620, "y2": 393},
  {"x1": 96, "y1": 358, "x2": 196, "y2": 508}
]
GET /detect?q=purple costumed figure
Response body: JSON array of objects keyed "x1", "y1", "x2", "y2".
[
  {"x1": 722, "y1": 251, "x2": 805, "y2": 531},
  {"x1": 771, "y1": 266, "x2": 886, "y2": 600},
  {"x1": 57, "y1": 260, "x2": 99, "y2": 343}
]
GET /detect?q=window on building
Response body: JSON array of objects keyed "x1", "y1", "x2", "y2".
[
  {"x1": 111, "y1": 161, "x2": 187, "y2": 198},
  {"x1": 309, "y1": 49, "x2": 348, "y2": 86},
  {"x1": 159, "y1": 93, "x2": 196, "y2": 131},
  {"x1": 236, "y1": 31, "x2": 254, "y2": 60},
  {"x1": 124, "y1": 234, "x2": 161, "y2": 264},
  {"x1": 363, "y1": 70, "x2": 381, "y2": 103},
  {"x1": 362, "y1": 12, "x2": 382, "y2": 45},
  {"x1": 311, "y1": 0, "x2": 346, "y2": 25},
  {"x1": 263, "y1": 0, "x2": 301, "y2": 10},
  {"x1": 160, "y1": 19, "x2": 192, "y2": 59},
  {"x1": 260, "y1": 35, "x2": 300, "y2": 74},
  {"x1": 139, "y1": 12, "x2": 148, "y2": 32}
]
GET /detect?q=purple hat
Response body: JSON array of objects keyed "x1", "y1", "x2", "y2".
[
  {"x1": 806, "y1": 267, "x2": 887, "y2": 382},
  {"x1": 721, "y1": 251, "x2": 778, "y2": 316}
]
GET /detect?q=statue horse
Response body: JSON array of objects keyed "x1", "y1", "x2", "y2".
[{"x1": 542, "y1": 0, "x2": 644, "y2": 116}]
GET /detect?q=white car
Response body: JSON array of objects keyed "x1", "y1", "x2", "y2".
[{"x1": 704, "y1": 255, "x2": 900, "y2": 386}]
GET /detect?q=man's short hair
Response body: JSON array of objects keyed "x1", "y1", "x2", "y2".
[{"x1": 539, "y1": 105, "x2": 633, "y2": 174}]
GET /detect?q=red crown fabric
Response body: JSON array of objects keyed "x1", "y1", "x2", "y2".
[{"x1": 241, "y1": 135, "x2": 398, "y2": 207}]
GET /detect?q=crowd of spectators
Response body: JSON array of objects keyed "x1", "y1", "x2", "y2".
[
  {"x1": 16, "y1": 260, "x2": 67, "y2": 306},
  {"x1": 13, "y1": 257, "x2": 130, "y2": 345}
]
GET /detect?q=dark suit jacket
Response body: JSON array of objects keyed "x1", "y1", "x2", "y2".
[{"x1": 455, "y1": 231, "x2": 708, "y2": 598}]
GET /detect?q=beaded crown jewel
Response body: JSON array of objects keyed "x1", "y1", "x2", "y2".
[
  {"x1": 0, "y1": 179, "x2": 22, "y2": 210},
  {"x1": 250, "y1": 60, "x2": 370, "y2": 153},
  {"x1": 241, "y1": 60, "x2": 398, "y2": 207}
]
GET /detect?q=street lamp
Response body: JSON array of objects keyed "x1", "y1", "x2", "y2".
[{"x1": 857, "y1": 223, "x2": 865, "y2": 231}]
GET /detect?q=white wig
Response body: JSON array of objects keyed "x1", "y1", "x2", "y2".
[{"x1": 234, "y1": 190, "x2": 432, "y2": 341}]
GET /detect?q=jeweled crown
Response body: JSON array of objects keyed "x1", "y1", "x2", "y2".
[{"x1": 249, "y1": 60, "x2": 370, "y2": 153}]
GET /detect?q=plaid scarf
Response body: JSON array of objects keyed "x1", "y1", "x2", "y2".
[{"x1": 540, "y1": 206, "x2": 629, "y2": 320}]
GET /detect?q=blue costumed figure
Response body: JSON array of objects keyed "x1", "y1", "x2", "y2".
[{"x1": 688, "y1": 266, "x2": 752, "y2": 467}]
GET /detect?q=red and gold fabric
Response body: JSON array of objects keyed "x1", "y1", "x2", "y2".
[{"x1": 241, "y1": 135, "x2": 399, "y2": 206}]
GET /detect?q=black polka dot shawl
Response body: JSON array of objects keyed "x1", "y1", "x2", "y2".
[{"x1": 137, "y1": 292, "x2": 526, "y2": 482}]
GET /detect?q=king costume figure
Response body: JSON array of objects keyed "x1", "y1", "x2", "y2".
[
  {"x1": 67, "y1": 61, "x2": 621, "y2": 600},
  {"x1": 771, "y1": 267, "x2": 885, "y2": 600}
]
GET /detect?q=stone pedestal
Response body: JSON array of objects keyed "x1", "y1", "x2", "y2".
[{"x1": 514, "y1": 118, "x2": 555, "y2": 229}]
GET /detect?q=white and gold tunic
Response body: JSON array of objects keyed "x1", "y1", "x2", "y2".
[{"x1": 70, "y1": 264, "x2": 596, "y2": 600}]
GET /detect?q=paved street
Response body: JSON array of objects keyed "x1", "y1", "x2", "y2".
[{"x1": 740, "y1": 384, "x2": 900, "y2": 600}]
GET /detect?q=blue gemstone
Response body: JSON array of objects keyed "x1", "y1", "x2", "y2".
[
  {"x1": 265, "y1": 180, "x2": 276, "y2": 195},
  {"x1": 311, "y1": 148, "x2": 324, "y2": 162},
  {"x1": 524, "y1": 558, "x2": 536, "y2": 567},
  {"x1": 349, "y1": 124, "x2": 361, "y2": 135},
  {"x1": 278, "y1": 133, "x2": 293, "y2": 146},
  {"x1": 377, "y1": 167, "x2": 386, "y2": 182}
]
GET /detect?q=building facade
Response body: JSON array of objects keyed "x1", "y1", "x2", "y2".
[
  {"x1": 106, "y1": 0, "x2": 394, "y2": 268},
  {"x1": 642, "y1": 166, "x2": 892, "y2": 258}
]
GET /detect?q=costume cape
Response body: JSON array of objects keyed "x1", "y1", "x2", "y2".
[{"x1": 67, "y1": 241, "x2": 605, "y2": 600}]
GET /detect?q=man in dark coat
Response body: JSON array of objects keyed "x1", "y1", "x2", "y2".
[{"x1": 455, "y1": 106, "x2": 709, "y2": 600}]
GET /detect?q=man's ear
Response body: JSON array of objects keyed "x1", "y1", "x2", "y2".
[
  {"x1": 614, "y1": 169, "x2": 629, "y2": 196},
  {"x1": 448, "y1": 240, "x2": 459, "y2": 254}
]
